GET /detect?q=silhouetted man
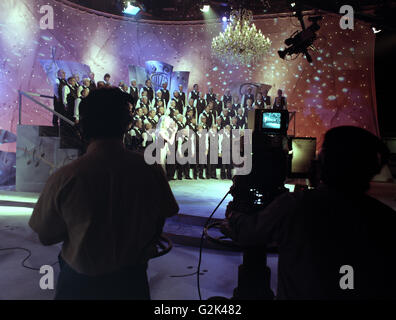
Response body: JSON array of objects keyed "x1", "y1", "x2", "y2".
[
  {"x1": 226, "y1": 126, "x2": 395, "y2": 299},
  {"x1": 29, "y1": 88, "x2": 179, "y2": 300}
]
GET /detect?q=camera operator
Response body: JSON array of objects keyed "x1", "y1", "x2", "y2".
[
  {"x1": 226, "y1": 126, "x2": 396, "y2": 299},
  {"x1": 29, "y1": 88, "x2": 179, "y2": 300}
]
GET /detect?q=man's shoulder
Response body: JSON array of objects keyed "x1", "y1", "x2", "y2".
[
  {"x1": 123, "y1": 149, "x2": 161, "y2": 171},
  {"x1": 51, "y1": 149, "x2": 159, "y2": 181},
  {"x1": 44, "y1": 158, "x2": 81, "y2": 188},
  {"x1": 364, "y1": 194, "x2": 395, "y2": 216}
]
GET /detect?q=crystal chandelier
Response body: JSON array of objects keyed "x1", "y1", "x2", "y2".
[{"x1": 211, "y1": 9, "x2": 272, "y2": 65}]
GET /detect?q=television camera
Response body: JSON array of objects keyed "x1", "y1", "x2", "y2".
[
  {"x1": 278, "y1": 12, "x2": 323, "y2": 63},
  {"x1": 204, "y1": 109, "x2": 291, "y2": 300}
]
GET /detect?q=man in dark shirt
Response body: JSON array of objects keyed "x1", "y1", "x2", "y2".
[
  {"x1": 226, "y1": 126, "x2": 395, "y2": 299},
  {"x1": 29, "y1": 88, "x2": 179, "y2": 300}
]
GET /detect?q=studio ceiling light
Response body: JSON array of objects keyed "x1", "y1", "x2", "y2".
[
  {"x1": 211, "y1": 8, "x2": 271, "y2": 65},
  {"x1": 121, "y1": 1, "x2": 142, "y2": 15},
  {"x1": 200, "y1": 5, "x2": 210, "y2": 12}
]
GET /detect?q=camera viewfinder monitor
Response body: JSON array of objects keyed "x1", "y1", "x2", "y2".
[
  {"x1": 254, "y1": 109, "x2": 288, "y2": 135},
  {"x1": 262, "y1": 112, "x2": 281, "y2": 130}
]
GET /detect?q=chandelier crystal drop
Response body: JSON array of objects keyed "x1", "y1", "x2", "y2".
[{"x1": 211, "y1": 9, "x2": 272, "y2": 65}]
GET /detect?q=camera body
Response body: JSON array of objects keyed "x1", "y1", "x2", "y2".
[
  {"x1": 278, "y1": 15, "x2": 323, "y2": 62},
  {"x1": 229, "y1": 109, "x2": 290, "y2": 214}
]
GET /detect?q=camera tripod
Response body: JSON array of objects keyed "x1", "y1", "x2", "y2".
[{"x1": 205, "y1": 182, "x2": 287, "y2": 300}]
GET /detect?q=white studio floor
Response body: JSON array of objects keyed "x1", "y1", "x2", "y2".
[
  {"x1": 0, "y1": 178, "x2": 395, "y2": 300},
  {"x1": 0, "y1": 212, "x2": 279, "y2": 300}
]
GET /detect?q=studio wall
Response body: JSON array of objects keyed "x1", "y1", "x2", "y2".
[{"x1": 0, "y1": 0, "x2": 378, "y2": 153}]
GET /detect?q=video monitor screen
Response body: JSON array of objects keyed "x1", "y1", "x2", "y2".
[{"x1": 262, "y1": 112, "x2": 281, "y2": 129}]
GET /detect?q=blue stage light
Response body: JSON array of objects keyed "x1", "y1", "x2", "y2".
[{"x1": 123, "y1": 3, "x2": 141, "y2": 15}]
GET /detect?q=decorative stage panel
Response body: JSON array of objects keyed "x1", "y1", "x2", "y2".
[
  {"x1": 0, "y1": 0, "x2": 378, "y2": 153},
  {"x1": 16, "y1": 125, "x2": 78, "y2": 192}
]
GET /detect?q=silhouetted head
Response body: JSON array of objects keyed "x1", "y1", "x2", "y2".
[
  {"x1": 319, "y1": 126, "x2": 389, "y2": 193},
  {"x1": 79, "y1": 88, "x2": 132, "y2": 141}
]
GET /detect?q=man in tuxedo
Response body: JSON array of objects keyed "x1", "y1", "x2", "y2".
[
  {"x1": 161, "y1": 82, "x2": 170, "y2": 106},
  {"x1": 186, "y1": 98, "x2": 198, "y2": 122},
  {"x1": 178, "y1": 84, "x2": 187, "y2": 108},
  {"x1": 172, "y1": 91, "x2": 184, "y2": 115},
  {"x1": 262, "y1": 89, "x2": 271, "y2": 107},
  {"x1": 253, "y1": 92, "x2": 265, "y2": 109},
  {"x1": 221, "y1": 88, "x2": 233, "y2": 106},
  {"x1": 97, "y1": 81, "x2": 105, "y2": 89},
  {"x1": 53, "y1": 69, "x2": 67, "y2": 127},
  {"x1": 207, "y1": 124, "x2": 219, "y2": 179},
  {"x1": 129, "y1": 80, "x2": 139, "y2": 107},
  {"x1": 199, "y1": 105, "x2": 214, "y2": 129},
  {"x1": 215, "y1": 117, "x2": 223, "y2": 131},
  {"x1": 195, "y1": 124, "x2": 209, "y2": 179},
  {"x1": 154, "y1": 90, "x2": 166, "y2": 110},
  {"x1": 273, "y1": 89, "x2": 287, "y2": 110},
  {"x1": 213, "y1": 94, "x2": 223, "y2": 118},
  {"x1": 74, "y1": 88, "x2": 90, "y2": 123},
  {"x1": 118, "y1": 81, "x2": 125, "y2": 90},
  {"x1": 146, "y1": 109, "x2": 159, "y2": 129},
  {"x1": 205, "y1": 87, "x2": 216, "y2": 105},
  {"x1": 196, "y1": 92, "x2": 207, "y2": 116},
  {"x1": 241, "y1": 87, "x2": 255, "y2": 108},
  {"x1": 176, "y1": 126, "x2": 192, "y2": 180},
  {"x1": 73, "y1": 74, "x2": 81, "y2": 90},
  {"x1": 157, "y1": 105, "x2": 165, "y2": 118},
  {"x1": 220, "y1": 108, "x2": 231, "y2": 128},
  {"x1": 88, "y1": 72, "x2": 97, "y2": 91},
  {"x1": 245, "y1": 98, "x2": 254, "y2": 112},
  {"x1": 62, "y1": 77, "x2": 78, "y2": 121},
  {"x1": 236, "y1": 108, "x2": 246, "y2": 129},
  {"x1": 230, "y1": 117, "x2": 238, "y2": 130},
  {"x1": 104, "y1": 74, "x2": 111, "y2": 87},
  {"x1": 219, "y1": 125, "x2": 232, "y2": 180},
  {"x1": 225, "y1": 101, "x2": 235, "y2": 118},
  {"x1": 141, "y1": 79, "x2": 154, "y2": 103},
  {"x1": 200, "y1": 115, "x2": 209, "y2": 130},
  {"x1": 167, "y1": 100, "x2": 178, "y2": 121},
  {"x1": 60, "y1": 76, "x2": 79, "y2": 147},
  {"x1": 133, "y1": 107, "x2": 145, "y2": 124},
  {"x1": 232, "y1": 95, "x2": 241, "y2": 116},
  {"x1": 188, "y1": 84, "x2": 200, "y2": 101},
  {"x1": 137, "y1": 96, "x2": 150, "y2": 112}
]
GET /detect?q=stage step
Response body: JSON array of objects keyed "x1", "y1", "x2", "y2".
[{"x1": 38, "y1": 126, "x2": 59, "y2": 137}]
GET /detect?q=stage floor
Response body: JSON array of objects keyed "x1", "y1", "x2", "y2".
[
  {"x1": 0, "y1": 180, "x2": 395, "y2": 299},
  {"x1": 169, "y1": 179, "x2": 233, "y2": 219},
  {"x1": 0, "y1": 178, "x2": 234, "y2": 218},
  {"x1": 1, "y1": 179, "x2": 395, "y2": 219}
]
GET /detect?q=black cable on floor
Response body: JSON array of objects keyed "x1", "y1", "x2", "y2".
[
  {"x1": 197, "y1": 190, "x2": 230, "y2": 300},
  {"x1": 0, "y1": 247, "x2": 58, "y2": 271}
]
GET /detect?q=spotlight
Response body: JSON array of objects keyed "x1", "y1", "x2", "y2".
[
  {"x1": 123, "y1": 2, "x2": 141, "y2": 15},
  {"x1": 200, "y1": 5, "x2": 210, "y2": 12},
  {"x1": 222, "y1": 16, "x2": 227, "y2": 22},
  {"x1": 290, "y1": 2, "x2": 296, "y2": 7}
]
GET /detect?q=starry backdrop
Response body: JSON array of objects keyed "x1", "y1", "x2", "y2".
[{"x1": 0, "y1": 0, "x2": 378, "y2": 153}]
